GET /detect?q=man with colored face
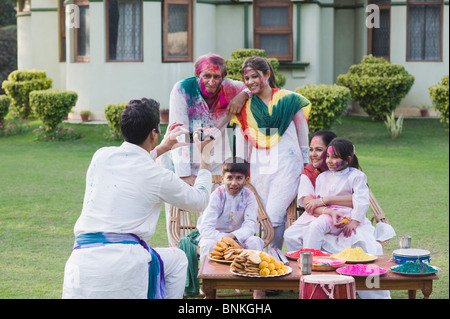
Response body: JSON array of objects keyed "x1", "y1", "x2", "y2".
[
  {"x1": 161, "y1": 54, "x2": 251, "y2": 245},
  {"x1": 165, "y1": 53, "x2": 250, "y2": 184}
]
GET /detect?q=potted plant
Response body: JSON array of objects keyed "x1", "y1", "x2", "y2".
[
  {"x1": 417, "y1": 105, "x2": 432, "y2": 117},
  {"x1": 80, "y1": 110, "x2": 91, "y2": 122}
]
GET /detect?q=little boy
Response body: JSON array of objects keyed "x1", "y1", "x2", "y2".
[{"x1": 197, "y1": 157, "x2": 264, "y2": 262}]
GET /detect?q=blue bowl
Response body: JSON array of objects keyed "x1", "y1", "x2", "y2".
[{"x1": 393, "y1": 249, "x2": 431, "y2": 265}]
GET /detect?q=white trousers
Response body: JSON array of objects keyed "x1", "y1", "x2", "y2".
[{"x1": 62, "y1": 245, "x2": 188, "y2": 299}]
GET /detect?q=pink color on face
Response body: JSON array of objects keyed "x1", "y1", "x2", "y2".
[
  {"x1": 243, "y1": 68, "x2": 267, "y2": 94},
  {"x1": 196, "y1": 61, "x2": 222, "y2": 77},
  {"x1": 309, "y1": 136, "x2": 327, "y2": 169},
  {"x1": 328, "y1": 146, "x2": 334, "y2": 154}
]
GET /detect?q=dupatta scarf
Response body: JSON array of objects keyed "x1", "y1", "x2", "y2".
[{"x1": 230, "y1": 88, "x2": 311, "y2": 149}]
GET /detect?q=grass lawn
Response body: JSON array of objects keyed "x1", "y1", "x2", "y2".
[{"x1": 0, "y1": 116, "x2": 448, "y2": 299}]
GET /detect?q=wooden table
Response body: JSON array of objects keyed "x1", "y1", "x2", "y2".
[{"x1": 198, "y1": 255, "x2": 439, "y2": 299}]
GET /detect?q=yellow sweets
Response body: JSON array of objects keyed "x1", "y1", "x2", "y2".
[{"x1": 332, "y1": 247, "x2": 373, "y2": 261}]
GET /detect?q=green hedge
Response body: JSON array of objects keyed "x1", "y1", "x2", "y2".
[
  {"x1": 2, "y1": 69, "x2": 52, "y2": 118},
  {"x1": 337, "y1": 55, "x2": 414, "y2": 121},
  {"x1": 0, "y1": 94, "x2": 11, "y2": 122},
  {"x1": 429, "y1": 75, "x2": 449, "y2": 128},
  {"x1": 29, "y1": 89, "x2": 77, "y2": 132},
  {"x1": 104, "y1": 102, "x2": 127, "y2": 133},
  {"x1": 226, "y1": 49, "x2": 286, "y2": 88},
  {"x1": 295, "y1": 84, "x2": 351, "y2": 133}
]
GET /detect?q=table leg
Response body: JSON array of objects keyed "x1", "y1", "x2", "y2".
[
  {"x1": 422, "y1": 282, "x2": 433, "y2": 299},
  {"x1": 202, "y1": 280, "x2": 216, "y2": 299},
  {"x1": 408, "y1": 290, "x2": 416, "y2": 299}
]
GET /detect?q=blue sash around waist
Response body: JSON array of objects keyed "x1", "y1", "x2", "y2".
[{"x1": 74, "y1": 232, "x2": 166, "y2": 299}]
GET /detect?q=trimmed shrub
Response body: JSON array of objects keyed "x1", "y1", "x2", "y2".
[
  {"x1": 226, "y1": 49, "x2": 286, "y2": 88},
  {"x1": 429, "y1": 75, "x2": 449, "y2": 128},
  {"x1": 2, "y1": 69, "x2": 53, "y2": 118},
  {"x1": 29, "y1": 89, "x2": 78, "y2": 132},
  {"x1": 295, "y1": 84, "x2": 351, "y2": 134},
  {"x1": 337, "y1": 55, "x2": 414, "y2": 121},
  {"x1": 104, "y1": 102, "x2": 127, "y2": 133},
  {"x1": 0, "y1": 94, "x2": 11, "y2": 122}
]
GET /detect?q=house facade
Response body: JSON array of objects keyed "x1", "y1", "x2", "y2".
[{"x1": 16, "y1": 0, "x2": 449, "y2": 120}]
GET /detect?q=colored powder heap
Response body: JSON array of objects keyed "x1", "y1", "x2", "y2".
[
  {"x1": 393, "y1": 262, "x2": 436, "y2": 274},
  {"x1": 332, "y1": 247, "x2": 373, "y2": 261},
  {"x1": 286, "y1": 249, "x2": 330, "y2": 258},
  {"x1": 339, "y1": 264, "x2": 385, "y2": 276}
]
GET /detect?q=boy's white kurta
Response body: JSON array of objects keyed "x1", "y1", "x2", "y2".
[
  {"x1": 197, "y1": 185, "x2": 264, "y2": 260},
  {"x1": 62, "y1": 142, "x2": 212, "y2": 299}
]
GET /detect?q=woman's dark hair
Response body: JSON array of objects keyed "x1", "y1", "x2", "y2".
[
  {"x1": 328, "y1": 137, "x2": 360, "y2": 169},
  {"x1": 222, "y1": 157, "x2": 249, "y2": 177},
  {"x1": 241, "y1": 56, "x2": 277, "y2": 88},
  {"x1": 311, "y1": 130, "x2": 337, "y2": 147},
  {"x1": 120, "y1": 97, "x2": 160, "y2": 145}
]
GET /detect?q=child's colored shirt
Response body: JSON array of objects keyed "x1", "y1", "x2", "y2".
[{"x1": 197, "y1": 185, "x2": 259, "y2": 243}]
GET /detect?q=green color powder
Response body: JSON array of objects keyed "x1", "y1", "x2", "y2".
[{"x1": 394, "y1": 262, "x2": 435, "y2": 274}]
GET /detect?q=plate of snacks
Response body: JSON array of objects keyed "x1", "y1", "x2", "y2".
[
  {"x1": 390, "y1": 262, "x2": 440, "y2": 277},
  {"x1": 312, "y1": 256, "x2": 346, "y2": 271},
  {"x1": 230, "y1": 250, "x2": 291, "y2": 277},
  {"x1": 336, "y1": 264, "x2": 387, "y2": 277},
  {"x1": 209, "y1": 237, "x2": 243, "y2": 263},
  {"x1": 285, "y1": 249, "x2": 330, "y2": 260},
  {"x1": 331, "y1": 247, "x2": 377, "y2": 263}
]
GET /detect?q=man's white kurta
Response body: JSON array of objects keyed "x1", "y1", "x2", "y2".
[{"x1": 63, "y1": 142, "x2": 211, "y2": 298}]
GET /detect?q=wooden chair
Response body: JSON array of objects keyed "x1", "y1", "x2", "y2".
[
  {"x1": 285, "y1": 190, "x2": 392, "y2": 246},
  {"x1": 168, "y1": 175, "x2": 274, "y2": 249}
]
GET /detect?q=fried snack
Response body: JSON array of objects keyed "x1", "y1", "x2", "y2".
[
  {"x1": 221, "y1": 237, "x2": 240, "y2": 249},
  {"x1": 340, "y1": 217, "x2": 351, "y2": 225},
  {"x1": 209, "y1": 237, "x2": 242, "y2": 260},
  {"x1": 231, "y1": 251, "x2": 263, "y2": 275}
]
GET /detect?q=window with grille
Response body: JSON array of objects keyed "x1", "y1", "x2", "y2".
[
  {"x1": 407, "y1": 0, "x2": 443, "y2": 61},
  {"x1": 107, "y1": 0, "x2": 143, "y2": 62},
  {"x1": 253, "y1": 0, "x2": 293, "y2": 61},
  {"x1": 74, "y1": 0, "x2": 90, "y2": 63},
  {"x1": 162, "y1": 0, "x2": 193, "y2": 62},
  {"x1": 367, "y1": 0, "x2": 391, "y2": 61}
]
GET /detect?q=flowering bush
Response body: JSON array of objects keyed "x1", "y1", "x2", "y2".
[
  {"x1": 103, "y1": 127, "x2": 123, "y2": 142},
  {"x1": 0, "y1": 116, "x2": 29, "y2": 137},
  {"x1": 32, "y1": 125, "x2": 82, "y2": 142}
]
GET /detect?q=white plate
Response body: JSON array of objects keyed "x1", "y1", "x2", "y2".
[
  {"x1": 337, "y1": 254, "x2": 377, "y2": 264},
  {"x1": 390, "y1": 265, "x2": 440, "y2": 277},
  {"x1": 208, "y1": 256, "x2": 233, "y2": 264},
  {"x1": 230, "y1": 266, "x2": 292, "y2": 278}
]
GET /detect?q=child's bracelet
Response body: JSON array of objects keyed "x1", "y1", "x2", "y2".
[{"x1": 320, "y1": 197, "x2": 327, "y2": 207}]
